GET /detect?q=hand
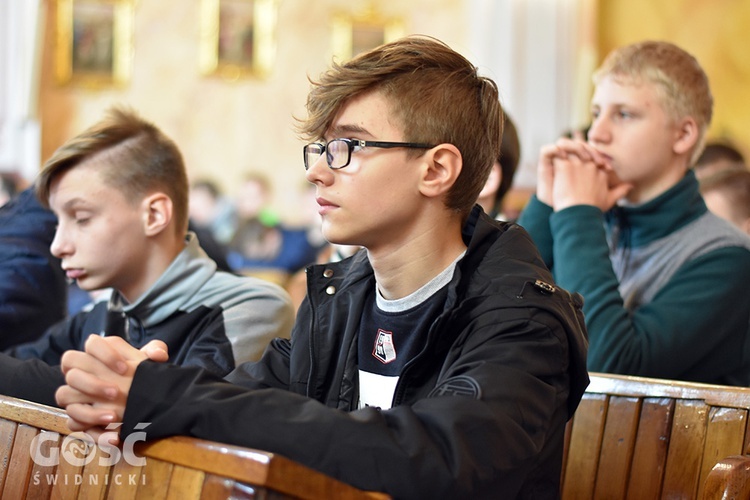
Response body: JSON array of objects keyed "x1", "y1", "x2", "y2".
[
  {"x1": 539, "y1": 138, "x2": 630, "y2": 211},
  {"x1": 56, "y1": 336, "x2": 169, "y2": 441},
  {"x1": 536, "y1": 143, "x2": 559, "y2": 206},
  {"x1": 551, "y1": 154, "x2": 633, "y2": 211},
  {"x1": 536, "y1": 138, "x2": 609, "y2": 206},
  {"x1": 140, "y1": 340, "x2": 170, "y2": 363}
]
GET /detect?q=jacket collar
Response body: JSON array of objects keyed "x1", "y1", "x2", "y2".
[
  {"x1": 606, "y1": 169, "x2": 707, "y2": 248},
  {"x1": 109, "y1": 233, "x2": 216, "y2": 326}
]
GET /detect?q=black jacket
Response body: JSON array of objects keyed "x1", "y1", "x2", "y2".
[{"x1": 122, "y1": 208, "x2": 589, "y2": 499}]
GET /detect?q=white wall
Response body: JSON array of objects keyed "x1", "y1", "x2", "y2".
[
  {"x1": 468, "y1": 0, "x2": 596, "y2": 187},
  {"x1": 0, "y1": 0, "x2": 44, "y2": 181}
]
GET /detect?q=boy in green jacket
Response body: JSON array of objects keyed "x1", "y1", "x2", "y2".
[{"x1": 519, "y1": 40, "x2": 750, "y2": 385}]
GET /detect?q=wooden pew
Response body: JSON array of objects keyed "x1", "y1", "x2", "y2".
[
  {"x1": 0, "y1": 394, "x2": 390, "y2": 499},
  {"x1": 562, "y1": 372, "x2": 750, "y2": 500}
]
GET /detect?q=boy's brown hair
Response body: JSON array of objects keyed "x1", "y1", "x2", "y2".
[
  {"x1": 36, "y1": 107, "x2": 189, "y2": 233},
  {"x1": 299, "y1": 35, "x2": 502, "y2": 216},
  {"x1": 593, "y1": 40, "x2": 713, "y2": 164}
]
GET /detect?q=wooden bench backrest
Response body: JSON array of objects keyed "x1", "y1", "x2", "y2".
[
  {"x1": 562, "y1": 372, "x2": 750, "y2": 500},
  {"x1": 0, "y1": 395, "x2": 389, "y2": 500}
]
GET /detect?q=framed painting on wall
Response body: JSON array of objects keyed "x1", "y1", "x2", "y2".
[
  {"x1": 332, "y1": 10, "x2": 405, "y2": 61},
  {"x1": 55, "y1": 0, "x2": 134, "y2": 87},
  {"x1": 199, "y1": 0, "x2": 278, "y2": 80}
]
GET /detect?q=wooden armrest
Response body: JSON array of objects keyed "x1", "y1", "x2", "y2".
[
  {"x1": 586, "y1": 372, "x2": 750, "y2": 408},
  {"x1": 138, "y1": 436, "x2": 390, "y2": 499},
  {"x1": 0, "y1": 394, "x2": 70, "y2": 433},
  {"x1": 702, "y1": 455, "x2": 750, "y2": 500},
  {"x1": 0, "y1": 395, "x2": 389, "y2": 499}
]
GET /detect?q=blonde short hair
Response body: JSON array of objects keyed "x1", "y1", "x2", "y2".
[{"x1": 594, "y1": 41, "x2": 713, "y2": 164}]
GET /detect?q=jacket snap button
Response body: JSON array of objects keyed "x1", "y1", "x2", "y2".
[
  {"x1": 323, "y1": 269, "x2": 334, "y2": 278},
  {"x1": 325, "y1": 285, "x2": 336, "y2": 295}
]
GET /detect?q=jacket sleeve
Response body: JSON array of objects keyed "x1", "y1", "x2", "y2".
[
  {"x1": 516, "y1": 195, "x2": 555, "y2": 268},
  {"x1": 0, "y1": 307, "x2": 105, "y2": 406},
  {"x1": 0, "y1": 315, "x2": 91, "y2": 406},
  {"x1": 550, "y1": 204, "x2": 750, "y2": 383},
  {"x1": 223, "y1": 337, "x2": 294, "y2": 389},
  {"x1": 0, "y1": 353, "x2": 65, "y2": 406},
  {"x1": 207, "y1": 275, "x2": 295, "y2": 366},
  {"x1": 120, "y1": 307, "x2": 578, "y2": 498},
  {"x1": 6, "y1": 310, "x2": 94, "y2": 364}
]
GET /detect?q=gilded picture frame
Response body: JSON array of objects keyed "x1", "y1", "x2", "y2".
[
  {"x1": 199, "y1": 0, "x2": 278, "y2": 80},
  {"x1": 332, "y1": 11, "x2": 405, "y2": 61},
  {"x1": 55, "y1": 0, "x2": 134, "y2": 87}
]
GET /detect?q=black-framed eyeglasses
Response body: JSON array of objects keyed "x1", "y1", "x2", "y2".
[{"x1": 303, "y1": 138, "x2": 435, "y2": 170}]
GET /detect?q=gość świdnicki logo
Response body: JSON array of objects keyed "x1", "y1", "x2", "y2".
[{"x1": 29, "y1": 423, "x2": 150, "y2": 487}]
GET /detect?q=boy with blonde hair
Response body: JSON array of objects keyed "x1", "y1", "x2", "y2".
[
  {"x1": 57, "y1": 37, "x2": 588, "y2": 498},
  {"x1": 0, "y1": 107, "x2": 294, "y2": 406},
  {"x1": 519, "y1": 40, "x2": 750, "y2": 385}
]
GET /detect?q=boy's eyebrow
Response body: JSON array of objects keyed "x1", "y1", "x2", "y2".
[
  {"x1": 48, "y1": 197, "x2": 91, "y2": 218},
  {"x1": 592, "y1": 102, "x2": 639, "y2": 113},
  {"x1": 327, "y1": 124, "x2": 370, "y2": 139},
  {"x1": 58, "y1": 197, "x2": 93, "y2": 211}
]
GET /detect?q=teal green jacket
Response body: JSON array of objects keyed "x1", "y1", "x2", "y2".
[{"x1": 518, "y1": 170, "x2": 750, "y2": 385}]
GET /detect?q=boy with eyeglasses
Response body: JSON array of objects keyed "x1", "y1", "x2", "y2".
[
  {"x1": 518, "y1": 40, "x2": 750, "y2": 385},
  {"x1": 0, "y1": 107, "x2": 295, "y2": 406},
  {"x1": 56, "y1": 36, "x2": 589, "y2": 498}
]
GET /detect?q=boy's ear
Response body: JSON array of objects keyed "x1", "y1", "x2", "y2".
[
  {"x1": 142, "y1": 192, "x2": 173, "y2": 236},
  {"x1": 419, "y1": 143, "x2": 462, "y2": 198},
  {"x1": 673, "y1": 116, "x2": 700, "y2": 156}
]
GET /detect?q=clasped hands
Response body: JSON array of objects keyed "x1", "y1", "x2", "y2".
[
  {"x1": 56, "y1": 335, "x2": 169, "y2": 444},
  {"x1": 537, "y1": 138, "x2": 633, "y2": 212}
]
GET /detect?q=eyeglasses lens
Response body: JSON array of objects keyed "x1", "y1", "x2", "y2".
[
  {"x1": 327, "y1": 139, "x2": 350, "y2": 169},
  {"x1": 304, "y1": 144, "x2": 323, "y2": 170}
]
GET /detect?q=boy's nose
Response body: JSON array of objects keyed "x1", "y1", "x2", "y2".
[
  {"x1": 50, "y1": 228, "x2": 71, "y2": 258},
  {"x1": 305, "y1": 154, "x2": 332, "y2": 184},
  {"x1": 587, "y1": 118, "x2": 610, "y2": 144}
]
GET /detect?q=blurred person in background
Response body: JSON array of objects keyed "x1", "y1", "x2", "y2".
[
  {"x1": 700, "y1": 166, "x2": 750, "y2": 235},
  {"x1": 476, "y1": 112, "x2": 521, "y2": 221},
  {"x1": 693, "y1": 140, "x2": 746, "y2": 180}
]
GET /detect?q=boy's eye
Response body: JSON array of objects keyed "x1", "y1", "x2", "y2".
[{"x1": 73, "y1": 212, "x2": 92, "y2": 224}]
